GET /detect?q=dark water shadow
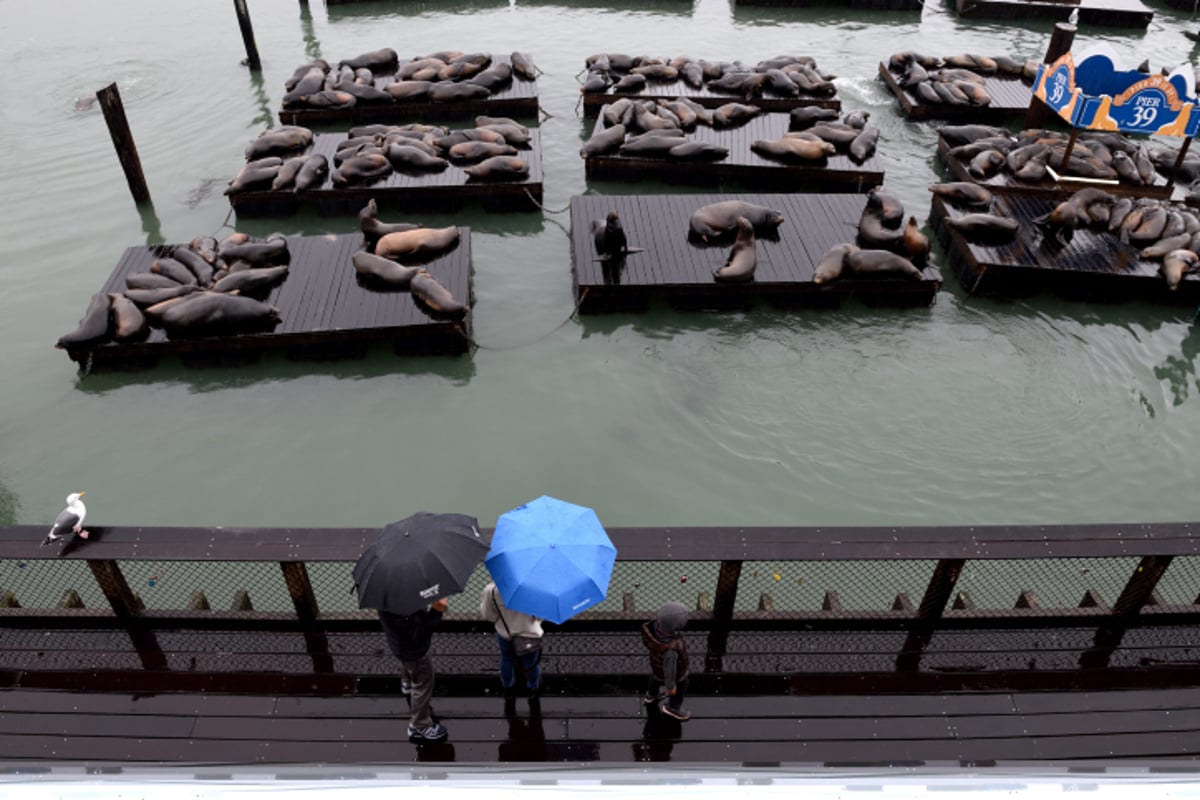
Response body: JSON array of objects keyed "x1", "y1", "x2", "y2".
[
  {"x1": 298, "y1": 1, "x2": 323, "y2": 62},
  {"x1": 325, "y1": 0, "x2": 508, "y2": 22},
  {"x1": 517, "y1": 0, "x2": 693, "y2": 12},
  {"x1": 73, "y1": 344, "x2": 477, "y2": 396},
  {"x1": 0, "y1": 476, "x2": 21, "y2": 526},
  {"x1": 245, "y1": 68, "x2": 275, "y2": 133},
  {"x1": 138, "y1": 202, "x2": 163, "y2": 247},
  {"x1": 1154, "y1": 317, "x2": 1200, "y2": 407}
]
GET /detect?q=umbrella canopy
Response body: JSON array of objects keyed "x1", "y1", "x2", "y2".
[
  {"x1": 353, "y1": 511, "x2": 488, "y2": 615},
  {"x1": 484, "y1": 495, "x2": 617, "y2": 624}
]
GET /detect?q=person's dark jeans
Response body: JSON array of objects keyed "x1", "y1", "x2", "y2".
[
  {"x1": 646, "y1": 674, "x2": 689, "y2": 711},
  {"x1": 496, "y1": 632, "x2": 542, "y2": 691}
]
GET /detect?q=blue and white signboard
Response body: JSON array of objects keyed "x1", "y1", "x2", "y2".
[{"x1": 1033, "y1": 46, "x2": 1200, "y2": 138}]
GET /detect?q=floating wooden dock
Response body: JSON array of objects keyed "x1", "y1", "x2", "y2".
[
  {"x1": 734, "y1": 0, "x2": 921, "y2": 9},
  {"x1": 581, "y1": 84, "x2": 840, "y2": 117},
  {"x1": 936, "y1": 133, "x2": 1182, "y2": 203},
  {"x1": 583, "y1": 114, "x2": 884, "y2": 192},
  {"x1": 59, "y1": 233, "x2": 472, "y2": 370},
  {"x1": 953, "y1": 0, "x2": 1152, "y2": 28},
  {"x1": 930, "y1": 194, "x2": 1200, "y2": 301},
  {"x1": 278, "y1": 54, "x2": 539, "y2": 125},
  {"x1": 877, "y1": 63, "x2": 1034, "y2": 123},
  {"x1": 228, "y1": 132, "x2": 543, "y2": 217},
  {"x1": 571, "y1": 193, "x2": 941, "y2": 313}
]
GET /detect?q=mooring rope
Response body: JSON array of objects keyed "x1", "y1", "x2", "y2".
[
  {"x1": 469, "y1": 289, "x2": 587, "y2": 351},
  {"x1": 524, "y1": 188, "x2": 570, "y2": 215}
]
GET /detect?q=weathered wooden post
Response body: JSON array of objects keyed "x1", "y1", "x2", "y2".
[
  {"x1": 1024, "y1": 21, "x2": 1077, "y2": 129},
  {"x1": 233, "y1": 0, "x2": 262, "y2": 71},
  {"x1": 96, "y1": 83, "x2": 151, "y2": 206}
]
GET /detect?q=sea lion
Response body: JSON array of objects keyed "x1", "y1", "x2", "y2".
[
  {"x1": 219, "y1": 238, "x2": 290, "y2": 265},
  {"x1": 125, "y1": 272, "x2": 183, "y2": 291},
  {"x1": 385, "y1": 143, "x2": 449, "y2": 172},
  {"x1": 352, "y1": 251, "x2": 424, "y2": 288},
  {"x1": 463, "y1": 156, "x2": 528, "y2": 180},
  {"x1": 789, "y1": 106, "x2": 840, "y2": 130},
  {"x1": 612, "y1": 73, "x2": 647, "y2": 93},
  {"x1": 813, "y1": 242, "x2": 857, "y2": 284},
  {"x1": 689, "y1": 201, "x2": 784, "y2": 241},
  {"x1": 619, "y1": 135, "x2": 689, "y2": 158},
  {"x1": 293, "y1": 153, "x2": 328, "y2": 192},
  {"x1": 848, "y1": 127, "x2": 879, "y2": 163},
  {"x1": 901, "y1": 217, "x2": 931, "y2": 263},
  {"x1": 245, "y1": 128, "x2": 313, "y2": 161},
  {"x1": 375, "y1": 226, "x2": 461, "y2": 262},
  {"x1": 929, "y1": 181, "x2": 994, "y2": 209},
  {"x1": 946, "y1": 213, "x2": 1021, "y2": 245},
  {"x1": 339, "y1": 48, "x2": 399, "y2": 73},
  {"x1": 581, "y1": 123, "x2": 627, "y2": 158},
  {"x1": 667, "y1": 141, "x2": 729, "y2": 161},
  {"x1": 225, "y1": 161, "x2": 282, "y2": 195},
  {"x1": 448, "y1": 141, "x2": 517, "y2": 163},
  {"x1": 712, "y1": 102, "x2": 761, "y2": 128},
  {"x1": 172, "y1": 246, "x2": 215, "y2": 286},
  {"x1": 857, "y1": 207, "x2": 904, "y2": 250},
  {"x1": 477, "y1": 122, "x2": 532, "y2": 147},
  {"x1": 751, "y1": 137, "x2": 834, "y2": 162},
  {"x1": 712, "y1": 217, "x2": 757, "y2": 283},
  {"x1": 428, "y1": 82, "x2": 491, "y2": 102},
  {"x1": 160, "y1": 292, "x2": 281, "y2": 338},
  {"x1": 411, "y1": 270, "x2": 469, "y2": 319},
  {"x1": 510, "y1": 52, "x2": 538, "y2": 80},
  {"x1": 591, "y1": 212, "x2": 644, "y2": 260},
  {"x1": 359, "y1": 199, "x2": 420, "y2": 242},
  {"x1": 151, "y1": 257, "x2": 199, "y2": 286},
  {"x1": 866, "y1": 187, "x2": 905, "y2": 230},
  {"x1": 211, "y1": 265, "x2": 290, "y2": 294},
  {"x1": 1162, "y1": 249, "x2": 1199, "y2": 290},
  {"x1": 107, "y1": 293, "x2": 148, "y2": 341},
  {"x1": 55, "y1": 293, "x2": 112, "y2": 349},
  {"x1": 385, "y1": 80, "x2": 434, "y2": 102},
  {"x1": 332, "y1": 153, "x2": 391, "y2": 186},
  {"x1": 845, "y1": 249, "x2": 923, "y2": 279},
  {"x1": 123, "y1": 284, "x2": 198, "y2": 308}
]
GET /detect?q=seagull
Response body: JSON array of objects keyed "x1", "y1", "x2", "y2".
[
  {"x1": 41, "y1": 492, "x2": 89, "y2": 546},
  {"x1": 1068, "y1": 7, "x2": 1079, "y2": 24}
]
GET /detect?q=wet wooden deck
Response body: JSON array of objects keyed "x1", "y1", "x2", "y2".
[
  {"x1": 4, "y1": 684, "x2": 1200, "y2": 763},
  {"x1": 278, "y1": 54, "x2": 539, "y2": 125},
  {"x1": 59, "y1": 232, "x2": 472, "y2": 370},
  {"x1": 936, "y1": 134, "x2": 1182, "y2": 203},
  {"x1": 735, "y1": 0, "x2": 920, "y2": 8},
  {"x1": 583, "y1": 114, "x2": 884, "y2": 192},
  {"x1": 571, "y1": 193, "x2": 941, "y2": 313},
  {"x1": 929, "y1": 193, "x2": 1200, "y2": 301},
  {"x1": 877, "y1": 64, "x2": 1034, "y2": 123},
  {"x1": 953, "y1": 0, "x2": 1152, "y2": 27},
  {"x1": 229, "y1": 132, "x2": 542, "y2": 217}
]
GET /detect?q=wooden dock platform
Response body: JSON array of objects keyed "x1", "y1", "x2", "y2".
[
  {"x1": 583, "y1": 114, "x2": 884, "y2": 192},
  {"x1": 929, "y1": 193, "x2": 1200, "y2": 301},
  {"x1": 877, "y1": 63, "x2": 1034, "y2": 123},
  {"x1": 936, "y1": 134, "x2": 1183, "y2": 203},
  {"x1": 228, "y1": 131, "x2": 543, "y2": 217},
  {"x1": 953, "y1": 0, "x2": 1153, "y2": 28},
  {"x1": 734, "y1": 0, "x2": 921, "y2": 9},
  {"x1": 278, "y1": 54, "x2": 539, "y2": 126},
  {"x1": 59, "y1": 232, "x2": 472, "y2": 370},
  {"x1": 571, "y1": 193, "x2": 941, "y2": 313}
]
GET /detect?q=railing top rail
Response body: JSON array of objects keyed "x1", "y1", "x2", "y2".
[{"x1": 1, "y1": 522, "x2": 1198, "y2": 561}]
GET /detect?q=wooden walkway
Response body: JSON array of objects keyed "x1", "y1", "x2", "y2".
[
  {"x1": 229, "y1": 132, "x2": 542, "y2": 217},
  {"x1": 735, "y1": 0, "x2": 921, "y2": 8},
  {"x1": 60, "y1": 232, "x2": 472, "y2": 370},
  {"x1": 583, "y1": 114, "x2": 884, "y2": 192},
  {"x1": 877, "y1": 64, "x2": 1034, "y2": 124},
  {"x1": 571, "y1": 193, "x2": 941, "y2": 312},
  {"x1": 929, "y1": 194, "x2": 1200, "y2": 301},
  {"x1": 581, "y1": 84, "x2": 840, "y2": 117},
  {"x1": 278, "y1": 54, "x2": 539, "y2": 126},
  {"x1": 4, "y1": 684, "x2": 1200, "y2": 763},
  {"x1": 953, "y1": 0, "x2": 1153, "y2": 27},
  {"x1": 936, "y1": 135, "x2": 1181, "y2": 203}
]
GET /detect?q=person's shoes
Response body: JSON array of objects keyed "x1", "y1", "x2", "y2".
[
  {"x1": 642, "y1": 694, "x2": 658, "y2": 705},
  {"x1": 503, "y1": 693, "x2": 518, "y2": 718},
  {"x1": 408, "y1": 722, "x2": 449, "y2": 742},
  {"x1": 660, "y1": 705, "x2": 691, "y2": 722},
  {"x1": 400, "y1": 678, "x2": 412, "y2": 696},
  {"x1": 528, "y1": 690, "x2": 542, "y2": 718}
]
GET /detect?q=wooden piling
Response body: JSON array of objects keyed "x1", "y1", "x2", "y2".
[
  {"x1": 96, "y1": 83, "x2": 151, "y2": 205},
  {"x1": 1024, "y1": 21, "x2": 1077, "y2": 129},
  {"x1": 233, "y1": 0, "x2": 262, "y2": 71}
]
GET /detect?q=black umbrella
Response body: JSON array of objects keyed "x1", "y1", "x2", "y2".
[{"x1": 353, "y1": 511, "x2": 488, "y2": 615}]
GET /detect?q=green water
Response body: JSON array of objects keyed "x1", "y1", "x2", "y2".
[{"x1": 2, "y1": 0, "x2": 1200, "y2": 535}]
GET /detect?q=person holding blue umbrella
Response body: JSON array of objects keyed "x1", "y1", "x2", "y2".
[{"x1": 481, "y1": 579, "x2": 544, "y2": 716}]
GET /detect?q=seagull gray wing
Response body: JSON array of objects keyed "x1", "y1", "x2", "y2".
[{"x1": 48, "y1": 508, "x2": 80, "y2": 538}]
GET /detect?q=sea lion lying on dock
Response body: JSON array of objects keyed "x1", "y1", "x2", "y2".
[{"x1": 689, "y1": 201, "x2": 784, "y2": 242}]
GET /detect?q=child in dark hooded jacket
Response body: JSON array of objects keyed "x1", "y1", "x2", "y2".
[{"x1": 641, "y1": 601, "x2": 691, "y2": 721}]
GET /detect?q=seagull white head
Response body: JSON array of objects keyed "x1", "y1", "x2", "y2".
[{"x1": 66, "y1": 492, "x2": 85, "y2": 506}]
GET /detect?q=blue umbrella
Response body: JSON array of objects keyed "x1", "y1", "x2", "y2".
[{"x1": 485, "y1": 495, "x2": 617, "y2": 624}]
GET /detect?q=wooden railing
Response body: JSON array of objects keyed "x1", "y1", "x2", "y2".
[{"x1": 3, "y1": 523, "x2": 1200, "y2": 693}]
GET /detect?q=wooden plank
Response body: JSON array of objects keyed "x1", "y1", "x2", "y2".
[
  {"x1": 930, "y1": 193, "x2": 1200, "y2": 304},
  {"x1": 571, "y1": 193, "x2": 940, "y2": 313},
  {"x1": 0, "y1": 690, "x2": 276, "y2": 716},
  {"x1": 278, "y1": 54, "x2": 539, "y2": 126},
  {"x1": 230, "y1": 132, "x2": 542, "y2": 216},
  {"x1": 954, "y1": 0, "x2": 1152, "y2": 28},
  {"x1": 59, "y1": 232, "x2": 471, "y2": 370},
  {"x1": 583, "y1": 113, "x2": 882, "y2": 193}
]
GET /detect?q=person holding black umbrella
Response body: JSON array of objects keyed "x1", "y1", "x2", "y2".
[{"x1": 379, "y1": 596, "x2": 450, "y2": 742}]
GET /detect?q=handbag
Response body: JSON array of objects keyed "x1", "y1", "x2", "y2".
[{"x1": 492, "y1": 588, "x2": 542, "y2": 656}]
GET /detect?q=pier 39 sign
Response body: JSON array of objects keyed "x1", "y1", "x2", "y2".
[{"x1": 1033, "y1": 46, "x2": 1200, "y2": 138}]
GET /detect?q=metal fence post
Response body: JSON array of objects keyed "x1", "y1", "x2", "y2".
[
  {"x1": 896, "y1": 559, "x2": 965, "y2": 672},
  {"x1": 280, "y1": 561, "x2": 333, "y2": 672},
  {"x1": 88, "y1": 559, "x2": 167, "y2": 670},
  {"x1": 1080, "y1": 555, "x2": 1173, "y2": 669},
  {"x1": 705, "y1": 560, "x2": 743, "y2": 672}
]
